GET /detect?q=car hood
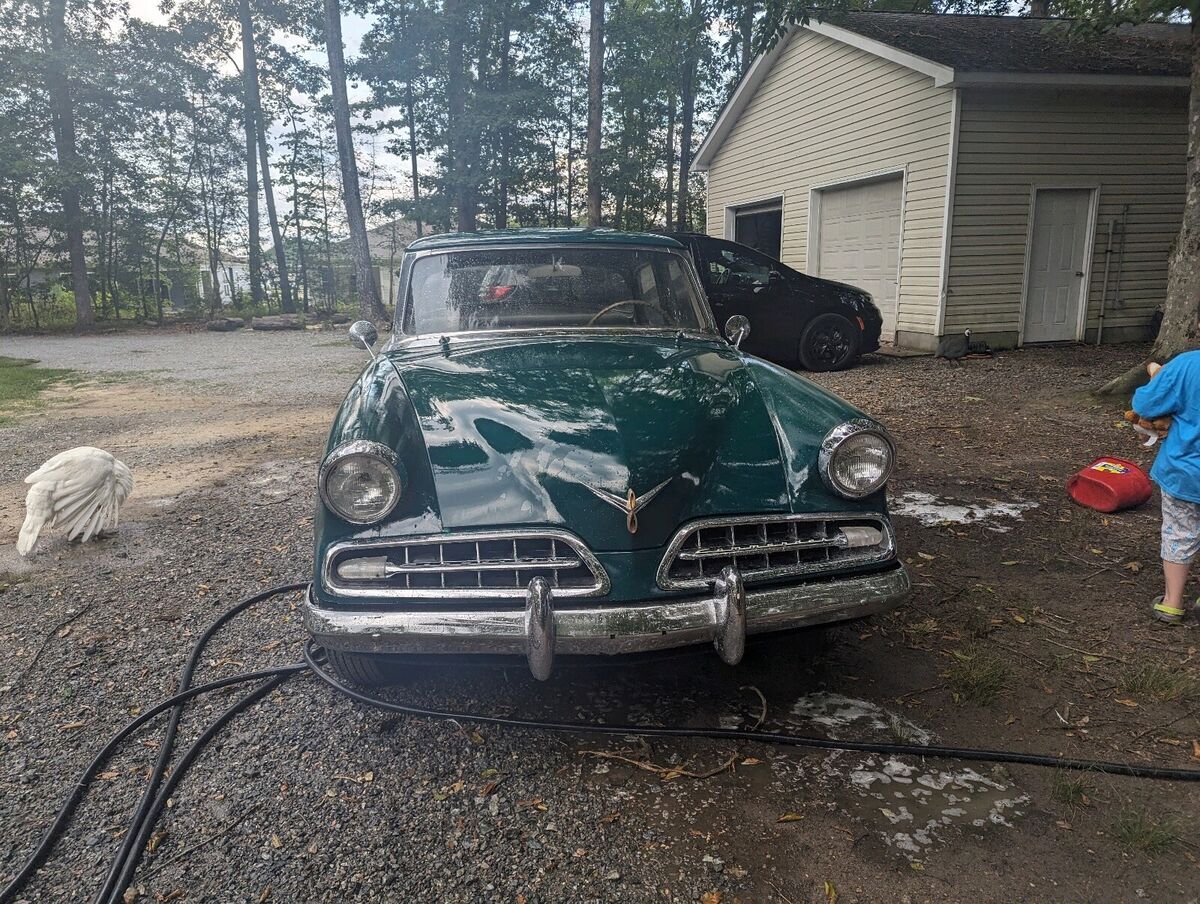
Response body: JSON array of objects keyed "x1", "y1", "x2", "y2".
[{"x1": 381, "y1": 335, "x2": 866, "y2": 552}]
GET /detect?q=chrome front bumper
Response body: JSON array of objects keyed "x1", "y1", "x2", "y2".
[{"x1": 304, "y1": 565, "x2": 910, "y2": 679}]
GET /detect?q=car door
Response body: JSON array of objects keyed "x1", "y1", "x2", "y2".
[{"x1": 694, "y1": 238, "x2": 790, "y2": 361}]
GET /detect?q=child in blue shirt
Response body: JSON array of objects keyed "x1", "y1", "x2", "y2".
[{"x1": 1132, "y1": 350, "x2": 1200, "y2": 624}]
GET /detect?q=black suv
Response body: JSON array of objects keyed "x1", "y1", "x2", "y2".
[{"x1": 667, "y1": 233, "x2": 883, "y2": 371}]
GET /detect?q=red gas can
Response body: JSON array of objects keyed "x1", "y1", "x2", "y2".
[{"x1": 1067, "y1": 457, "x2": 1153, "y2": 513}]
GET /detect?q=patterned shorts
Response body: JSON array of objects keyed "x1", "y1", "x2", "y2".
[{"x1": 1161, "y1": 491, "x2": 1200, "y2": 565}]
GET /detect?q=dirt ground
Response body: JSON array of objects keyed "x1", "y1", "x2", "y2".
[{"x1": 1, "y1": 329, "x2": 1198, "y2": 903}]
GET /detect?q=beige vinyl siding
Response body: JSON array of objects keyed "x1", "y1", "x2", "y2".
[
  {"x1": 705, "y1": 28, "x2": 954, "y2": 340},
  {"x1": 945, "y1": 88, "x2": 1186, "y2": 342}
]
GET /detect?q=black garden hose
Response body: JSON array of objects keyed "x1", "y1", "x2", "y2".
[
  {"x1": 0, "y1": 662, "x2": 306, "y2": 904},
  {"x1": 92, "y1": 580, "x2": 309, "y2": 904},
  {"x1": 6, "y1": 579, "x2": 1200, "y2": 904},
  {"x1": 301, "y1": 642, "x2": 1200, "y2": 783}
]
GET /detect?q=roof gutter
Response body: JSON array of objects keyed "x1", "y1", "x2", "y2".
[{"x1": 946, "y1": 71, "x2": 1189, "y2": 89}]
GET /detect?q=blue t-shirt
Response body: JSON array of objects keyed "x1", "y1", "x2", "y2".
[{"x1": 1132, "y1": 350, "x2": 1200, "y2": 504}]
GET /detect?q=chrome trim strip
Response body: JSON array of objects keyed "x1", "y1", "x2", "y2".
[
  {"x1": 304, "y1": 565, "x2": 911, "y2": 657},
  {"x1": 677, "y1": 536, "x2": 840, "y2": 560},
  {"x1": 359, "y1": 557, "x2": 585, "y2": 575},
  {"x1": 818, "y1": 419, "x2": 896, "y2": 500},
  {"x1": 656, "y1": 512, "x2": 895, "y2": 591},
  {"x1": 318, "y1": 441, "x2": 404, "y2": 526},
  {"x1": 322, "y1": 528, "x2": 610, "y2": 600}
]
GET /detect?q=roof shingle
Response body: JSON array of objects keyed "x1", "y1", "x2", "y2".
[{"x1": 832, "y1": 12, "x2": 1189, "y2": 78}]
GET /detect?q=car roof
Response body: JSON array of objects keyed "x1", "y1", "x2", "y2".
[{"x1": 406, "y1": 228, "x2": 686, "y2": 253}]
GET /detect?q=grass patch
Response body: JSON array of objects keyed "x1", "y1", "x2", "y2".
[
  {"x1": 1050, "y1": 770, "x2": 1092, "y2": 808},
  {"x1": 1119, "y1": 663, "x2": 1197, "y2": 703},
  {"x1": 0, "y1": 356, "x2": 75, "y2": 425},
  {"x1": 944, "y1": 644, "x2": 1010, "y2": 705},
  {"x1": 1110, "y1": 808, "x2": 1181, "y2": 856}
]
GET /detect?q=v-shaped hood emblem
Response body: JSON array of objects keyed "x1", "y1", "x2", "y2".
[{"x1": 587, "y1": 478, "x2": 671, "y2": 534}]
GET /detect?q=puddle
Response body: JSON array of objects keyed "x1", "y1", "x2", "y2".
[
  {"x1": 890, "y1": 490, "x2": 1036, "y2": 532},
  {"x1": 785, "y1": 693, "x2": 1026, "y2": 860}
]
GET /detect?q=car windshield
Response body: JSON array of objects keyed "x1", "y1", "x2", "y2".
[{"x1": 402, "y1": 247, "x2": 711, "y2": 335}]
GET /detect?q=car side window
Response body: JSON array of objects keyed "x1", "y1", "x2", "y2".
[{"x1": 705, "y1": 242, "x2": 773, "y2": 292}]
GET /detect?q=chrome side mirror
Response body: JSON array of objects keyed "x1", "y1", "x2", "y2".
[
  {"x1": 724, "y1": 314, "x2": 750, "y2": 349},
  {"x1": 348, "y1": 320, "x2": 378, "y2": 358}
]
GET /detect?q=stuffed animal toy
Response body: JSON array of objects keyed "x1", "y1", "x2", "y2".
[{"x1": 1124, "y1": 362, "x2": 1172, "y2": 446}]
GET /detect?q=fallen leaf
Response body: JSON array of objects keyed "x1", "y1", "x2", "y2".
[
  {"x1": 918, "y1": 552, "x2": 935, "y2": 561},
  {"x1": 1114, "y1": 698, "x2": 1139, "y2": 708},
  {"x1": 1001, "y1": 560, "x2": 1019, "y2": 566},
  {"x1": 59, "y1": 721, "x2": 85, "y2": 730},
  {"x1": 701, "y1": 892, "x2": 722, "y2": 904},
  {"x1": 257, "y1": 887, "x2": 271, "y2": 904},
  {"x1": 740, "y1": 757, "x2": 762, "y2": 766},
  {"x1": 479, "y1": 779, "x2": 501, "y2": 796},
  {"x1": 776, "y1": 812, "x2": 805, "y2": 823},
  {"x1": 1122, "y1": 561, "x2": 1142, "y2": 573},
  {"x1": 910, "y1": 862, "x2": 925, "y2": 871},
  {"x1": 270, "y1": 834, "x2": 282, "y2": 849},
  {"x1": 1192, "y1": 739, "x2": 1200, "y2": 761},
  {"x1": 1012, "y1": 614, "x2": 1026, "y2": 624},
  {"x1": 824, "y1": 880, "x2": 838, "y2": 903}
]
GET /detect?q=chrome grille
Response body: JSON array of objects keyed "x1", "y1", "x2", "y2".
[
  {"x1": 657, "y1": 514, "x2": 893, "y2": 590},
  {"x1": 324, "y1": 530, "x2": 608, "y2": 600}
]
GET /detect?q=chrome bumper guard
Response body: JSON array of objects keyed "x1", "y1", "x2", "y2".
[{"x1": 305, "y1": 564, "x2": 910, "y2": 679}]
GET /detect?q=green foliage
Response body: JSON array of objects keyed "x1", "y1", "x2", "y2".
[
  {"x1": 944, "y1": 644, "x2": 1010, "y2": 705},
  {"x1": 1110, "y1": 808, "x2": 1182, "y2": 856}
]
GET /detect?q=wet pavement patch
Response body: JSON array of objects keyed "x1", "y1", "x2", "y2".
[
  {"x1": 784, "y1": 693, "x2": 1027, "y2": 861},
  {"x1": 890, "y1": 490, "x2": 1037, "y2": 532}
]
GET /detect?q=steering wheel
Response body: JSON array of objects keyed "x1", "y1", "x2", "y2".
[{"x1": 586, "y1": 299, "x2": 657, "y2": 326}]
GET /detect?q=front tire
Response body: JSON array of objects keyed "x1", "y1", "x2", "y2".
[
  {"x1": 324, "y1": 649, "x2": 413, "y2": 686},
  {"x1": 798, "y1": 313, "x2": 861, "y2": 372}
]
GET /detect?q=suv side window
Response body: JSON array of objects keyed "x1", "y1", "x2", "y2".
[{"x1": 704, "y1": 240, "x2": 774, "y2": 291}]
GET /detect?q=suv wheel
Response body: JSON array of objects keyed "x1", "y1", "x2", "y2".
[{"x1": 798, "y1": 313, "x2": 860, "y2": 372}]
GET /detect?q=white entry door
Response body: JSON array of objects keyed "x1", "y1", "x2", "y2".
[
  {"x1": 1023, "y1": 188, "x2": 1094, "y2": 343},
  {"x1": 815, "y1": 176, "x2": 903, "y2": 339}
]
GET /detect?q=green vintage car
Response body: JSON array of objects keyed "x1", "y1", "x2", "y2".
[{"x1": 305, "y1": 229, "x2": 909, "y2": 683}]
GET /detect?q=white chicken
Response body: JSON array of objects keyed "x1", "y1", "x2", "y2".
[{"x1": 16, "y1": 447, "x2": 133, "y2": 556}]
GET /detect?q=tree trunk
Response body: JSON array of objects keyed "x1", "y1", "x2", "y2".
[
  {"x1": 324, "y1": 0, "x2": 388, "y2": 321},
  {"x1": 738, "y1": 1, "x2": 755, "y2": 76},
  {"x1": 664, "y1": 90, "x2": 676, "y2": 228},
  {"x1": 1101, "y1": 22, "x2": 1200, "y2": 395},
  {"x1": 494, "y1": 2, "x2": 512, "y2": 230},
  {"x1": 239, "y1": 0, "x2": 265, "y2": 308},
  {"x1": 45, "y1": 0, "x2": 93, "y2": 329},
  {"x1": 565, "y1": 81, "x2": 576, "y2": 227},
  {"x1": 257, "y1": 118, "x2": 295, "y2": 312},
  {"x1": 405, "y1": 80, "x2": 423, "y2": 237},
  {"x1": 675, "y1": 0, "x2": 702, "y2": 232},
  {"x1": 445, "y1": 0, "x2": 473, "y2": 232},
  {"x1": 586, "y1": 0, "x2": 604, "y2": 227}
]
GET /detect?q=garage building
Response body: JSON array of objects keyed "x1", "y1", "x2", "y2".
[{"x1": 692, "y1": 12, "x2": 1189, "y2": 351}]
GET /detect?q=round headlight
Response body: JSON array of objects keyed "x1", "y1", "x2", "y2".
[
  {"x1": 319, "y1": 441, "x2": 403, "y2": 524},
  {"x1": 819, "y1": 420, "x2": 894, "y2": 499}
]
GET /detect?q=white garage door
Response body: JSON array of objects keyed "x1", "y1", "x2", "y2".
[{"x1": 816, "y1": 176, "x2": 902, "y2": 339}]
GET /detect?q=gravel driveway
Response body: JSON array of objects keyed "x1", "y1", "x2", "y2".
[{"x1": 1, "y1": 331, "x2": 1197, "y2": 903}]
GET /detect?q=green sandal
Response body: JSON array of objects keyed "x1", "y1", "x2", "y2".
[{"x1": 1151, "y1": 595, "x2": 1188, "y2": 625}]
